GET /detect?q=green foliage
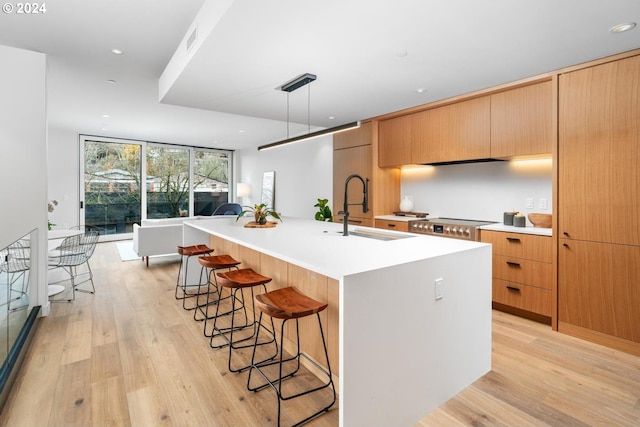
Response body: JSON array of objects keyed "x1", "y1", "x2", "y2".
[
  {"x1": 237, "y1": 203, "x2": 282, "y2": 224},
  {"x1": 314, "y1": 198, "x2": 333, "y2": 222}
]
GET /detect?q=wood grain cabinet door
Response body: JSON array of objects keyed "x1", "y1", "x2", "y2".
[
  {"x1": 490, "y1": 81, "x2": 553, "y2": 158},
  {"x1": 559, "y1": 56, "x2": 640, "y2": 245},
  {"x1": 412, "y1": 96, "x2": 491, "y2": 164},
  {"x1": 333, "y1": 144, "x2": 373, "y2": 220},
  {"x1": 378, "y1": 115, "x2": 412, "y2": 167},
  {"x1": 559, "y1": 239, "x2": 640, "y2": 344}
]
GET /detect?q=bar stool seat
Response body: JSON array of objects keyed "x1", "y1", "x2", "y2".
[
  {"x1": 210, "y1": 268, "x2": 277, "y2": 373},
  {"x1": 175, "y1": 244, "x2": 214, "y2": 311},
  {"x1": 247, "y1": 286, "x2": 336, "y2": 427},
  {"x1": 194, "y1": 255, "x2": 241, "y2": 326}
]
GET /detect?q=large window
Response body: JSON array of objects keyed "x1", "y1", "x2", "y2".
[
  {"x1": 83, "y1": 140, "x2": 142, "y2": 235},
  {"x1": 80, "y1": 136, "x2": 233, "y2": 240},
  {"x1": 194, "y1": 150, "x2": 229, "y2": 215},
  {"x1": 146, "y1": 145, "x2": 190, "y2": 219}
]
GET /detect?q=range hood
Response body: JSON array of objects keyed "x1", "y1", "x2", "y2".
[{"x1": 421, "y1": 158, "x2": 506, "y2": 166}]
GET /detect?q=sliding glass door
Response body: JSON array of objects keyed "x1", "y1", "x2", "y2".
[
  {"x1": 82, "y1": 138, "x2": 142, "y2": 240},
  {"x1": 80, "y1": 136, "x2": 232, "y2": 241}
]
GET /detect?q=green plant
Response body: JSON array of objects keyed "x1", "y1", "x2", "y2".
[
  {"x1": 237, "y1": 203, "x2": 282, "y2": 225},
  {"x1": 314, "y1": 198, "x2": 333, "y2": 222}
]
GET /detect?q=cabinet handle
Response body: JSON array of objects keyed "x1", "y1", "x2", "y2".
[
  {"x1": 348, "y1": 219, "x2": 362, "y2": 224},
  {"x1": 563, "y1": 243, "x2": 569, "y2": 248},
  {"x1": 387, "y1": 223, "x2": 396, "y2": 227},
  {"x1": 506, "y1": 286, "x2": 521, "y2": 292},
  {"x1": 563, "y1": 231, "x2": 569, "y2": 237},
  {"x1": 506, "y1": 261, "x2": 521, "y2": 267},
  {"x1": 506, "y1": 237, "x2": 521, "y2": 243}
]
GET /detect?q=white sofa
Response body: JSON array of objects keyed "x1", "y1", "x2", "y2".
[{"x1": 133, "y1": 217, "x2": 204, "y2": 266}]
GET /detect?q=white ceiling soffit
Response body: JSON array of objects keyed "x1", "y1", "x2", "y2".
[{"x1": 159, "y1": 0, "x2": 640, "y2": 142}]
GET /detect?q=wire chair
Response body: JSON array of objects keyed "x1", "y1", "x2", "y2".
[
  {"x1": 0, "y1": 239, "x2": 31, "y2": 310},
  {"x1": 48, "y1": 228, "x2": 99, "y2": 302}
]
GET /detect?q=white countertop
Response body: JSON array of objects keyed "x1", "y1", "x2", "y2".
[
  {"x1": 479, "y1": 222, "x2": 552, "y2": 236},
  {"x1": 186, "y1": 216, "x2": 488, "y2": 279}
]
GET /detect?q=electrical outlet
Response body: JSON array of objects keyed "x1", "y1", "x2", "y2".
[
  {"x1": 526, "y1": 198, "x2": 534, "y2": 209},
  {"x1": 539, "y1": 198, "x2": 548, "y2": 210},
  {"x1": 435, "y1": 278, "x2": 443, "y2": 301}
]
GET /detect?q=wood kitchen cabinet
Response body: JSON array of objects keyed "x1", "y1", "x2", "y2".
[
  {"x1": 559, "y1": 239, "x2": 640, "y2": 351},
  {"x1": 481, "y1": 230, "x2": 553, "y2": 322},
  {"x1": 559, "y1": 55, "x2": 640, "y2": 246},
  {"x1": 412, "y1": 96, "x2": 491, "y2": 164},
  {"x1": 378, "y1": 115, "x2": 412, "y2": 167},
  {"x1": 333, "y1": 121, "x2": 400, "y2": 226},
  {"x1": 557, "y1": 54, "x2": 640, "y2": 355},
  {"x1": 374, "y1": 219, "x2": 409, "y2": 232},
  {"x1": 490, "y1": 80, "x2": 553, "y2": 158}
]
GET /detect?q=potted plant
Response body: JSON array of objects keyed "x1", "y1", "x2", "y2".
[
  {"x1": 314, "y1": 198, "x2": 333, "y2": 222},
  {"x1": 237, "y1": 203, "x2": 282, "y2": 225}
]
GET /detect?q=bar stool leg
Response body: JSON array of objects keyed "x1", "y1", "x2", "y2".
[
  {"x1": 174, "y1": 245, "x2": 213, "y2": 310},
  {"x1": 211, "y1": 284, "x2": 278, "y2": 373},
  {"x1": 194, "y1": 264, "x2": 238, "y2": 322},
  {"x1": 247, "y1": 314, "x2": 336, "y2": 427}
]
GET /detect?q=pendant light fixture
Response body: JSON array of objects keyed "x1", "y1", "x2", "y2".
[{"x1": 257, "y1": 73, "x2": 360, "y2": 151}]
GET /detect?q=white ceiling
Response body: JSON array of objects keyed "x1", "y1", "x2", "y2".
[{"x1": 1, "y1": 0, "x2": 639, "y2": 150}]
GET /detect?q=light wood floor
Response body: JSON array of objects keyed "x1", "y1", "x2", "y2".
[{"x1": 1, "y1": 241, "x2": 639, "y2": 427}]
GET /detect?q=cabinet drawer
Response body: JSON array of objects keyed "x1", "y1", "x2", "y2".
[
  {"x1": 492, "y1": 255, "x2": 552, "y2": 290},
  {"x1": 374, "y1": 219, "x2": 409, "y2": 232},
  {"x1": 481, "y1": 230, "x2": 552, "y2": 262},
  {"x1": 493, "y1": 278, "x2": 552, "y2": 316},
  {"x1": 334, "y1": 216, "x2": 373, "y2": 227}
]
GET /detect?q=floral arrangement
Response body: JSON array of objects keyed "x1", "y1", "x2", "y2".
[{"x1": 48, "y1": 199, "x2": 58, "y2": 230}]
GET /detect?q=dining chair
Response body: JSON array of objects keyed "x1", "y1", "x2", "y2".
[
  {"x1": 48, "y1": 228, "x2": 99, "y2": 302},
  {"x1": 0, "y1": 239, "x2": 31, "y2": 310}
]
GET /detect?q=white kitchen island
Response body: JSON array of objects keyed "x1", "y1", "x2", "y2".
[{"x1": 183, "y1": 216, "x2": 492, "y2": 427}]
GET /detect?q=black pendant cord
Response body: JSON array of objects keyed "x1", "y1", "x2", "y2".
[
  {"x1": 307, "y1": 84, "x2": 311, "y2": 134},
  {"x1": 286, "y1": 92, "x2": 290, "y2": 139}
]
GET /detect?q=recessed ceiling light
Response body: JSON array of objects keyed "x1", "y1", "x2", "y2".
[
  {"x1": 396, "y1": 50, "x2": 408, "y2": 57},
  {"x1": 239, "y1": 130, "x2": 245, "y2": 133},
  {"x1": 328, "y1": 116, "x2": 335, "y2": 120},
  {"x1": 102, "y1": 114, "x2": 110, "y2": 118},
  {"x1": 111, "y1": 48, "x2": 124, "y2": 55},
  {"x1": 415, "y1": 88, "x2": 427, "y2": 93},
  {"x1": 107, "y1": 79, "x2": 116, "y2": 84},
  {"x1": 101, "y1": 127, "x2": 108, "y2": 131},
  {"x1": 609, "y1": 22, "x2": 636, "y2": 33}
]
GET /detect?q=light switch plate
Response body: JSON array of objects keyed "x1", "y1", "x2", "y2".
[{"x1": 435, "y1": 278, "x2": 443, "y2": 301}]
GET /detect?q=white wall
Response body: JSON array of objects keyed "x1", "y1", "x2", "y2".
[
  {"x1": 401, "y1": 158, "x2": 553, "y2": 224},
  {"x1": 0, "y1": 45, "x2": 47, "y2": 310},
  {"x1": 47, "y1": 126, "x2": 79, "y2": 230},
  {"x1": 236, "y1": 135, "x2": 334, "y2": 220}
]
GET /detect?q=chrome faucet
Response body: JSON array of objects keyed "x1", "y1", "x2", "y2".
[{"x1": 340, "y1": 174, "x2": 369, "y2": 236}]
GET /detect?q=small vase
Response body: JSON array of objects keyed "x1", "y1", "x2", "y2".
[
  {"x1": 256, "y1": 215, "x2": 267, "y2": 225},
  {"x1": 399, "y1": 196, "x2": 414, "y2": 213}
]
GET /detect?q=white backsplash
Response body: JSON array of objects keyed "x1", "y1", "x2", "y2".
[{"x1": 400, "y1": 159, "x2": 552, "y2": 225}]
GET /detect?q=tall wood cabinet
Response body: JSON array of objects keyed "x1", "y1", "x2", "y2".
[
  {"x1": 558, "y1": 54, "x2": 640, "y2": 355},
  {"x1": 333, "y1": 121, "x2": 400, "y2": 226}
]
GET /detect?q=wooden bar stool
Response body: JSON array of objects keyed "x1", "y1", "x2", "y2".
[
  {"x1": 175, "y1": 244, "x2": 214, "y2": 310},
  {"x1": 247, "y1": 286, "x2": 336, "y2": 427},
  {"x1": 211, "y1": 268, "x2": 277, "y2": 373},
  {"x1": 194, "y1": 254, "x2": 241, "y2": 328}
]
